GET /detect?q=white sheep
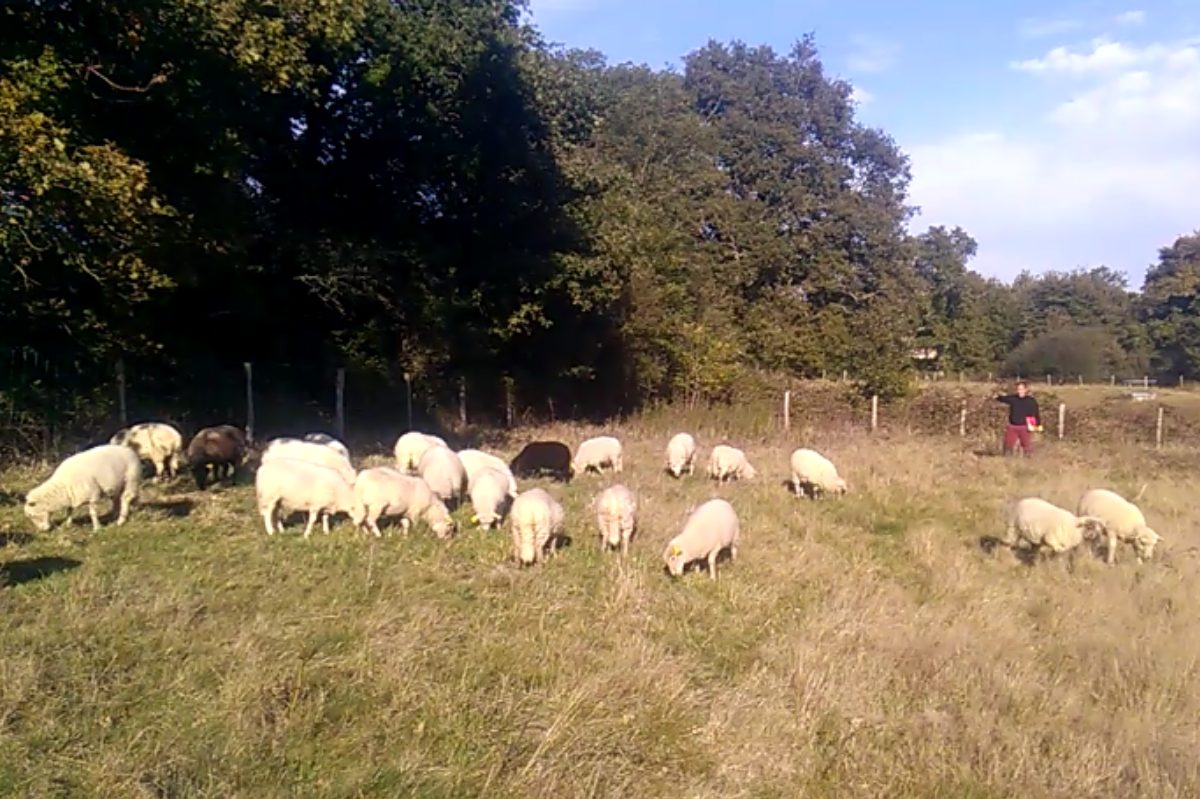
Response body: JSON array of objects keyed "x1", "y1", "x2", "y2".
[
  {"x1": 571, "y1": 436, "x2": 623, "y2": 476},
  {"x1": 663, "y1": 498, "x2": 740, "y2": 580},
  {"x1": 262, "y1": 438, "x2": 356, "y2": 484},
  {"x1": 393, "y1": 432, "x2": 448, "y2": 474},
  {"x1": 24, "y1": 445, "x2": 142, "y2": 532},
  {"x1": 457, "y1": 448, "x2": 518, "y2": 496},
  {"x1": 353, "y1": 467, "x2": 455, "y2": 539},
  {"x1": 789, "y1": 448, "x2": 847, "y2": 498},
  {"x1": 468, "y1": 466, "x2": 512, "y2": 530},
  {"x1": 664, "y1": 433, "x2": 697, "y2": 478},
  {"x1": 256, "y1": 458, "x2": 362, "y2": 538},
  {"x1": 110, "y1": 422, "x2": 185, "y2": 481},
  {"x1": 706, "y1": 445, "x2": 757, "y2": 482},
  {"x1": 302, "y1": 433, "x2": 351, "y2": 461},
  {"x1": 417, "y1": 445, "x2": 466, "y2": 506},
  {"x1": 1002, "y1": 497, "x2": 1107, "y2": 559},
  {"x1": 1077, "y1": 488, "x2": 1162, "y2": 565},
  {"x1": 510, "y1": 488, "x2": 565, "y2": 566},
  {"x1": 595, "y1": 484, "x2": 637, "y2": 556}
]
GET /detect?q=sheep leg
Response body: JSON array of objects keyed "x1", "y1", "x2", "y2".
[
  {"x1": 707, "y1": 551, "x2": 718, "y2": 580},
  {"x1": 729, "y1": 543, "x2": 738, "y2": 562},
  {"x1": 400, "y1": 517, "x2": 412, "y2": 536},
  {"x1": 88, "y1": 499, "x2": 101, "y2": 531},
  {"x1": 116, "y1": 486, "x2": 134, "y2": 525},
  {"x1": 1106, "y1": 530, "x2": 1118, "y2": 565},
  {"x1": 302, "y1": 510, "x2": 318, "y2": 539},
  {"x1": 621, "y1": 535, "x2": 629, "y2": 558},
  {"x1": 322, "y1": 511, "x2": 332, "y2": 535},
  {"x1": 367, "y1": 510, "x2": 382, "y2": 539},
  {"x1": 614, "y1": 455, "x2": 623, "y2": 473},
  {"x1": 261, "y1": 504, "x2": 277, "y2": 535}
]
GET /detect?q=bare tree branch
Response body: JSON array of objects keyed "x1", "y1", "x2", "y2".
[{"x1": 83, "y1": 65, "x2": 169, "y2": 94}]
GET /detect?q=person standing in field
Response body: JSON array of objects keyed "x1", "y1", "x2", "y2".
[{"x1": 995, "y1": 380, "x2": 1042, "y2": 456}]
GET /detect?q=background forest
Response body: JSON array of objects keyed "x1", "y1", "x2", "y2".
[{"x1": 3, "y1": 0, "x2": 1199, "y2": 437}]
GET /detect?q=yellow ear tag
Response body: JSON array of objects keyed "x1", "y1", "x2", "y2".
[
  {"x1": 670, "y1": 544, "x2": 683, "y2": 556},
  {"x1": 470, "y1": 515, "x2": 479, "y2": 523}
]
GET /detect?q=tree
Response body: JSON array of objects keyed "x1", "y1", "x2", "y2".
[{"x1": 1142, "y1": 232, "x2": 1200, "y2": 379}]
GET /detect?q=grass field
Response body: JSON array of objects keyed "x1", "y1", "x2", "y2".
[{"x1": 1, "y1": 414, "x2": 1199, "y2": 798}]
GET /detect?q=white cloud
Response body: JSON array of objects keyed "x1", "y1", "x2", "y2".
[
  {"x1": 908, "y1": 37, "x2": 1200, "y2": 283},
  {"x1": 1115, "y1": 9, "x2": 1147, "y2": 26},
  {"x1": 850, "y1": 86, "x2": 874, "y2": 106},
  {"x1": 847, "y1": 35, "x2": 900, "y2": 73},
  {"x1": 1018, "y1": 17, "x2": 1083, "y2": 39},
  {"x1": 1011, "y1": 38, "x2": 1142, "y2": 74}
]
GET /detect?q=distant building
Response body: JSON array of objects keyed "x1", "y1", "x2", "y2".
[{"x1": 910, "y1": 346, "x2": 940, "y2": 362}]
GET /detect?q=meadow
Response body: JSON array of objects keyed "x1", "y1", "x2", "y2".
[{"x1": 0, "y1": 402, "x2": 1198, "y2": 798}]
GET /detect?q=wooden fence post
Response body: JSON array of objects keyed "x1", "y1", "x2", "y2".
[
  {"x1": 783, "y1": 390, "x2": 791, "y2": 432},
  {"x1": 959, "y1": 401, "x2": 967, "y2": 437},
  {"x1": 504, "y1": 377, "x2": 515, "y2": 428},
  {"x1": 1046, "y1": 374, "x2": 1051, "y2": 386},
  {"x1": 403, "y1": 372, "x2": 413, "y2": 430},
  {"x1": 1111, "y1": 375, "x2": 1115, "y2": 386},
  {"x1": 244, "y1": 362, "x2": 255, "y2": 443},
  {"x1": 1057, "y1": 402, "x2": 1065, "y2": 440},
  {"x1": 842, "y1": 369, "x2": 848, "y2": 383},
  {"x1": 458, "y1": 377, "x2": 467, "y2": 426},
  {"x1": 1078, "y1": 375, "x2": 1083, "y2": 385},
  {"x1": 116, "y1": 358, "x2": 127, "y2": 425},
  {"x1": 870, "y1": 395, "x2": 879, "y2": 433},
  {"x1": 1144, "y1": 375, "x2": 1149, "y2": 389},
  {"x1": 1156, "y1": 406, "x2": 1164, "y2": 450},
  {"x1": 335, "y1": 368, "x2": 345, "y2": 439}
]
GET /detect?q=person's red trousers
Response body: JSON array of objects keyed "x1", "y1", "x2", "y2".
[{"x1": 1003, "y1": 424, "x2": 1033, "y2": 455}]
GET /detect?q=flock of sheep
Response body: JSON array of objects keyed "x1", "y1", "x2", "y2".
[{"x1": 18, "y1": 421, "x2": 1162, "y2": 578}]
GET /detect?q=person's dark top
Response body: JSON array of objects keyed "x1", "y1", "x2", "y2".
[{"x1": 996, "y1": 394, "x2": 1041, "y2": 426}]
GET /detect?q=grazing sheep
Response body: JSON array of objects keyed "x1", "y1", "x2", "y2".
[
  {"x1": 663, "y1": 498, "x2": 740, "y2": 580},
  {"x1": 458, "y1": 449, "x2": 518, "y2": 496},
  {"x1": 302, "y1": 433, "x2": 351, "y2": 461},
  {"x1": 186, "y1": 425, "x2": 247, "y2": 490},
  {"x1": 256, "y1": 458, "x2": 362, "y2": 538},
  {"x1": 510, "y1": 488, "x2": 565, "y2": 566},
  {"x1": 110, "y1": 422, "x2": 185, "y2": 481},
  {"x1": 510, "y1": 441, "x2": 571, "y2": 482},
  {"x1": 789, "y1": 448, "x2": 847, "y2": 498},
  {"x1": 353, "y1": 467, "x2": 455, "y2": 539},
  {"x1": 571, "y1": 436, "x2": 623, "y2": 476},
  {"x1": 23, "y1": 444, "x2": 142, "y2": 532},
  {"x1": 417, "y1": 445, "x2": 467, "y2": 506},
  {"x1": 706, "y1": 445, "x2": 757, "y2": 482},
  {"x1": 1077, "y1": 488, "x2": 1162, "y2": 565},
  {"x1": 595, "y1": 484, "x2": 637, "y2": 556},
  {"x1": 468, "y1": 467, "x2": 512, "y2": 530},
  {"x1": 393, "y1": 432, "x2": 448, "y2": 474},
  {"x1": 262, "y1": 438, "x2": 356, "y2": 484},
  {"x1": 1002, "y1": 497, "x2": 1107, "y2": 559},
  {"x1": 665, "y1": 433, "x2": 697, "y2": 478}
]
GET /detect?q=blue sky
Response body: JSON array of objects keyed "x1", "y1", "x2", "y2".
[{"x1": 527, "y1": 0, "x2": 1200, "y2": 287}]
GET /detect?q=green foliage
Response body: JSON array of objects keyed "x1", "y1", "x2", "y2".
[
  {"x1": 0, "y1": 1, "x2": 1195, "y2": 436},
  {"x1": 1141, "y1": 232, "x2": 1200, "y2": 379}
]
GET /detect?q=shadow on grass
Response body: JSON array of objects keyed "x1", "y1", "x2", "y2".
[
  {"x1": 145, "y1": 497, "x2": 194, "y2": 518},
  {"x1": 0, "y1": 556, "x2": 81, "y2": 587},
  {"x1": 0, "y1": 531, "x2": 34, "y2": 547},
  {"x1": 0, "y1": 490, "x2": 19, "y2": 507}
]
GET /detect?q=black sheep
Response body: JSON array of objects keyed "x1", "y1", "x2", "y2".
[
  {"x1": 509, "y1": 441, "x2": 571, "y2": 482},
  {"x1": 186, "y1": 424, "x2": 247, "y2": 489}
]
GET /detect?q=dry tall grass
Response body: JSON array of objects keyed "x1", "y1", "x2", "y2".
[{"x1": 0, "y1": 416, "x2": 1198, "y2": 798}]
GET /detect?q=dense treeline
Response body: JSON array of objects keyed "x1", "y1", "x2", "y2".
[{"x1": 2, "y1": 0, "x2": 1198, "y2": 441}]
